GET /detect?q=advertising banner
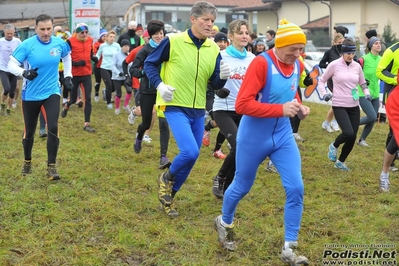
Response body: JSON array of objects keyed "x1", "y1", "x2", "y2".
[{"x1": 70, "y1": 0, "x2": 101, "y2": 41}]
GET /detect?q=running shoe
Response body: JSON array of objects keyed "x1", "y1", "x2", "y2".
[
  {"x1": 202, "y1": 130, "x2": 210, "y2": 146},
  {"x1": 281, "y1": 241, "x2": 309, "y2": 265},
  {"x1": 214, "y1": 215, "x2": 236, "y2": 251}
]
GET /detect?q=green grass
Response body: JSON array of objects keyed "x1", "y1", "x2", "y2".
[{"x1": 0, "y1": 99, "x2": 398, "y2": 265}]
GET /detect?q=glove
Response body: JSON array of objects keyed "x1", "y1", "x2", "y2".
[
  {"x1": 219, "y1": 60, "x2": 231, "y2": 80},
  {"x1": 365, "y1": 94, "x2": 372, "y2": 101},
  {"x1": 119, "y1": 72, "x2": 124, "y2": 77},
  {"x1": 157, "y1": 82, "x2": 176, "y2": 102},
  {"x1": 91, "y1": 56, "x2": 98, "y2": 64},
  {"x1": 64, "y1": 77, "x2": 74, "y2": 91},
  {"x1": 365, "y1": 79, "x2": 370, "y2": 86},
  {"x1": 72, "y1": 60, "x2": 86, "y2": 66},
  {"x1": 323, "y1": 93, "x2": 332, "y2": 102},
  {"x1": 215, "y1": 88, "x2": 230, "y2": 98},
  {"x1": 22, "y1": 68, "x2": 38, "y2": 81},
  {"x1": 303, "y1": 73, "x2": 313, "y2": 87}
]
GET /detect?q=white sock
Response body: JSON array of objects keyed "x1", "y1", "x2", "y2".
[
  {"x1": 284, "y1": 241, "x2": 290, "y2": 250},
  {"x1": 380, "y1": 171, "x2": 389, "y2": 179},
  {"x1": 220, "y1": 217, "x2": 233, "y2": 228}
]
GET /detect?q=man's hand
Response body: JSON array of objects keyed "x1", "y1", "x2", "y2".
[
  {"x1": 64, "y1": 77, "x2": 74, "y2": 91},
  {"x1": 22, "y1": 68, "x2": 38, "y2": 81},
  {"x1": 283, "y1": 101, "x2": 301, "y2": 117},
  {"x1": 297, "y1": 104, "x2": 310, "y2": 120},
  {"x1": 219, "y1": 60, "x2": 231, "y2": 80},
  {"x1": 72, "y1": 60, "x2": 86, "y2": 66},
  {"x1": 157, "y1": 82, "x2": 176, "y2": 102},
  {"x1": 215, "y1": 88, "x2": 230, "y2": 98},
  {"x1": 323, "y1": 93, "x2": 332, "y2": 102}
]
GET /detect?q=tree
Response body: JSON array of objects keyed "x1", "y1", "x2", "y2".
[
  {"x1": 306, "y1": 29, "x2": 330, "y2": 47},
  {"x1": 382, "y1": 20, "x2": 398, "y2": 47}
]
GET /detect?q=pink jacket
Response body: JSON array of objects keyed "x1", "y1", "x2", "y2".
[{"x1": 318, "y1": 57, "x2": 369, "y2": 108}]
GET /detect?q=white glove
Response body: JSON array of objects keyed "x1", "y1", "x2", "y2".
[
  {"x1": 219, "y1": 60, "x2": 231, "y2": 80},
  {"x1": 157, "y1": 82, "x2": 176, "y2": 102}
]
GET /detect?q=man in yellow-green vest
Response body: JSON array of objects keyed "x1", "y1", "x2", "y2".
[{"x1": 144, "y1": 1, "x2": 231, "y2": 218}]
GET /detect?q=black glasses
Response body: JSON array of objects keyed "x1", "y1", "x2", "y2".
[{"x1": 79, "y1": 31, "x2": 88, "y2": 34}]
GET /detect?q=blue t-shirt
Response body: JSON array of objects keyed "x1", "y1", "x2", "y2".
[{"x1": 12, "y1": 35, "x2": 70, "y2": 101}]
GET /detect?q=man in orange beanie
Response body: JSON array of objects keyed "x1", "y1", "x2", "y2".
[{"x1": 214, "y1": 19, "x2": 310, "y2": 265}]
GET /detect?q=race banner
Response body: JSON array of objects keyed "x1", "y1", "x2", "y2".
[{"x1": 70, "y1": 0, "x2": 101, "y2": 41}]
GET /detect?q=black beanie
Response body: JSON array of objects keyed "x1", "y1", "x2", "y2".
[
  {"x1": 365, "y1": 29, "x2": 377, "y2": 39},
  {"x1": 214, "y1": 32, "x2": 228, "y2": 43},
  {"x1": 220, "y1": 27, "x2": 228, "y2": 34},
  {"x1": 147, "y1": 20, "x2": 165, "y2": 38},
  {"x1": 334, "y1": 26, "x2": 349, "y2": 37}
]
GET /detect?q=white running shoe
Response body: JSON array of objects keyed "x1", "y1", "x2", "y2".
[
  {"x1": 128, "y1": 106, "x2": 137, "y2": 125},
  {"x1": 357, "y1": 139, "x2": 370, "y2": 147},
  {"x1": 94, "y1": 96, "x2": 99, "y2": 103},
  {"x1": 123, "y1": 105, "x2": 131, "y2": 113},
  {"x1": 107, "y1": 103, "x2": 113, "y2": 109},
  {"x1": 322, "y1": 121, "x2": 333, "y2": 133},
  {"x1": 114, "y1": 108, "x2": 120, "y2": 115},
  {"x1": 379, "y1": 174, "x2": 390, "y2": 192},
  {"x1": 293, "y1": 133, "x2": 304, "y2": 142},
  {"x1": 281, "y1": 242, "x2": 309, "y2": 265},
  {"x1": 331, "y1": 120, "x2": 340, "y2": 132},
  {"x1": 12, "y1": 100, "x2": 17, "y2": 108},
  {"x1": 143, "y1": 135, "x2": 152, "y2": 143}
]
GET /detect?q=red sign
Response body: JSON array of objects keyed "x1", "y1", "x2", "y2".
[{"x1": 74, "y1": 9, "x2": 100, "y2": 18}]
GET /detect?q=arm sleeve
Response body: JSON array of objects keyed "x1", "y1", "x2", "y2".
[
  {"x1": 376, "y1": 49, "x2": 398, "y2": 85},
  {"x1": 208, "y1": 53, "x2": 227, "y2": 90},
  {"x1": 317, "y1": 62, "x2": 335, "y2": 97},
  {"x1": 319, "y1": 50, "x2": 330, "y2": 69},
  {"x1": 62, "y1": 53, "x2": 72, "y2": 78},
  {"x1": 122, "y1": 60, "x2": 129, "y2": 75},
  {"x1": 96, "y1": 45, "x2": 102, "y2": 59},
  {"x1": 7, "y1": 56, "x2": 24, "y2": 77},
  {"x1": 235, "y1": 56, "x2": 284, "y2": 118},
  {"x1": 130, "y1": 49, "x2": 146, "y2": 78},
  {"x1": 144, "y1": 38, "x2": 170, "y2": 88},
  {"x1": 111, "y1": 54, "x2": 119, "y2": 75}
]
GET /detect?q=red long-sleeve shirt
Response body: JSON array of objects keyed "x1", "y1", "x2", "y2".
[{"x1": 235, "y1": 50, "x2": 304, "y2": 118}]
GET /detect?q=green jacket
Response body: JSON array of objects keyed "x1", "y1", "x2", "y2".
[
  {"x1": 158, "y1": 31, "x2": 220, "y2": 109},
  {"x1": 358, "y1": 52, "x2": 381, "y2": 98}
]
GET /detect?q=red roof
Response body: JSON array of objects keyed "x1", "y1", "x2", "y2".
[
  {"x1": 300, "y1": 16, "x2": 329, "y2": 29},
  {"x1": 139, "y1": 0, "x2": 266, "y2": 8}
]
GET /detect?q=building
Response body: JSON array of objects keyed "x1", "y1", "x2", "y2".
[{"x1": 0, "y1": 0, "x2": 398, "y2": 47}]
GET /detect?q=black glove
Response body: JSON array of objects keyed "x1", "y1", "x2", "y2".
[
  {"x1": 64, "y1": 77, "x2": 74, "y2": 91},
  {"x1": 119, "y1": 72, "x2": 124, "y2": 77},
  {"x1": 365, "y1": 79, "x2": 370, "y2": 86},
  {"x1": 323, "y1": 93, "x2": 332, "y2": 102},
  {"x1": 303, "y1": 73, "x2": 313, "y2": 87},
  {"x1": 22, "y1": 68, "x2": 38, "y2": 81},
  {"x1": 72, "y1": 60, "x2": 86, "y2": 66},
  {"x1": 215, "y1": 88, "x2": 230, "y2": 98},
  {"x1": 91, "y1": 56, "x2": 98, "y2": 64}
]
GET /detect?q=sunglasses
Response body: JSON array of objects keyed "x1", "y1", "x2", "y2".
[{"x1": 79, "y1": 31, "x2": 88, "y2": 34}]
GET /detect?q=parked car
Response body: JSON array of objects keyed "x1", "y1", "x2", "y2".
[{"x1": 304, "y1": 41, "x2": 324, "y2": 61}]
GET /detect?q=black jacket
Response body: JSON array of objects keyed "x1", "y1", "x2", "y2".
[
  {"x1": 319, "y1": 45, "x2": 341, "y2": 69},
  {"x1": 130, "y1": 43, "x2": 157, "y2": 94},
  {"x1": 117, "y1": 32, "x2": 141, "y2": 52}
]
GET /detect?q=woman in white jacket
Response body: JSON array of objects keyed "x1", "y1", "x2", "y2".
[{"x1": 211, "y1": 19, "x2": 255, "y2": 199}]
